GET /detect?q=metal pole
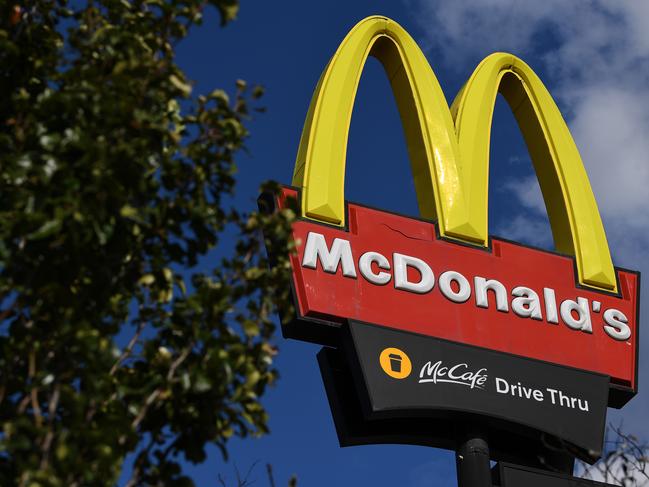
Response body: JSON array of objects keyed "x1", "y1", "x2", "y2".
[{"x1": 456, "y1": 428, "x2": 492, "y2": 487}]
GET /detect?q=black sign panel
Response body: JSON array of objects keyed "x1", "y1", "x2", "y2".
[
  {"x1": 344, "y1": 321, "x2": 610, "y2": 457},
  {"x1": 319, "y1": 347, "x2": 578, "y2": 469},
  {"x1": 498, "y1": 462, "x2": 617, "y2": 486}
]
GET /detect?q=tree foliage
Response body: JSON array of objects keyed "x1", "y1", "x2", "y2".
[{"x1": 0, "y1": 1, "x2": 295, "y2": 485}]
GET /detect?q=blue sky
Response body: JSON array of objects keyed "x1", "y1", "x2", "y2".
[{"x1": 123, "y1": 1, "x2": 649, "y2": 485}]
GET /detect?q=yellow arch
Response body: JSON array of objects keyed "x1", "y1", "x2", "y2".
[
  {"x1": 292, "y1": 16, "x2": 616, "y2": 291},
  {"x1": 451, "y1": 53, "x2": 615, "y2": 290}
]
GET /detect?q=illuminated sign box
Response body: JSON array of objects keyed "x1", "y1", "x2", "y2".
[{"x1": 275, "y1": 187, "x2": 639, "y2": 405}]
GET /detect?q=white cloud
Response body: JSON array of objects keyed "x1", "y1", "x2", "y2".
[
  {"x1": 570, "y1": 87, "x2": 649, "y2": 246},
  {"x1": 495, "y1": 213, "x2": 553, "y2": 249},
  {"x1": 502, "y1": 175, "x2": 546, "y2": 215}
]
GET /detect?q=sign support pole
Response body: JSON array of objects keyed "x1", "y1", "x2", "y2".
[{"x1": 456, "y1": 427, "x2": 492, "y2": 487}]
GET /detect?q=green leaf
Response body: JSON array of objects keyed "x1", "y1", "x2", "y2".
[
  {"x1": 215, "y1": 0, "x2": 239, "y2": 25},
  {"x1": 242, "y1": 320, "x2": 259, "y2": 337},
  {"x1": 27, "y1": 219, "x2": 62, "y2": 240},
  {"x1": 138, "y1": 274, "x2": 155, "y2": 286},
  {"x1": 169, "y1": 74, "x2": 192, "y2": 97}
]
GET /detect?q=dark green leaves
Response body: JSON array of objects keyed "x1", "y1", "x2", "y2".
[{"x1": 0, "y1": 2, "x2": 294, "y2": 486}]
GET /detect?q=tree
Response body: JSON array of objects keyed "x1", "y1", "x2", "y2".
[
  {"x1": 579, "y1": 426, "x2": 649, "y2": 487},
  {"x1": 0, "y1": 1, "x2": 296, "y2": 485}
]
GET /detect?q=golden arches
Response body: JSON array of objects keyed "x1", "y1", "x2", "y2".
[{"x1": 292, "y1": 16, "x2": 616, "y2": 292}]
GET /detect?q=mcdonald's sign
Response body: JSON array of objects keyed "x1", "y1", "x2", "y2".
[{"x1": 266, "y1": 16, "x2": 640, "y2": 406}]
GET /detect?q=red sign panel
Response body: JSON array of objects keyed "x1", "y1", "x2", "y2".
[{"x1": 278, "y1": 188, "x2": 639, "y2": 404}]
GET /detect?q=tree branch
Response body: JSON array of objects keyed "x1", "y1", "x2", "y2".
[
  {"x1": 131, "y1": 344, "x2": 193, "y2": 430},
  {"x1": 40, "y1": 383, "x2": 61, "y2": 469},
  {"x1": 110, "y1": 320, "x2": 147, "y2": 376}
]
